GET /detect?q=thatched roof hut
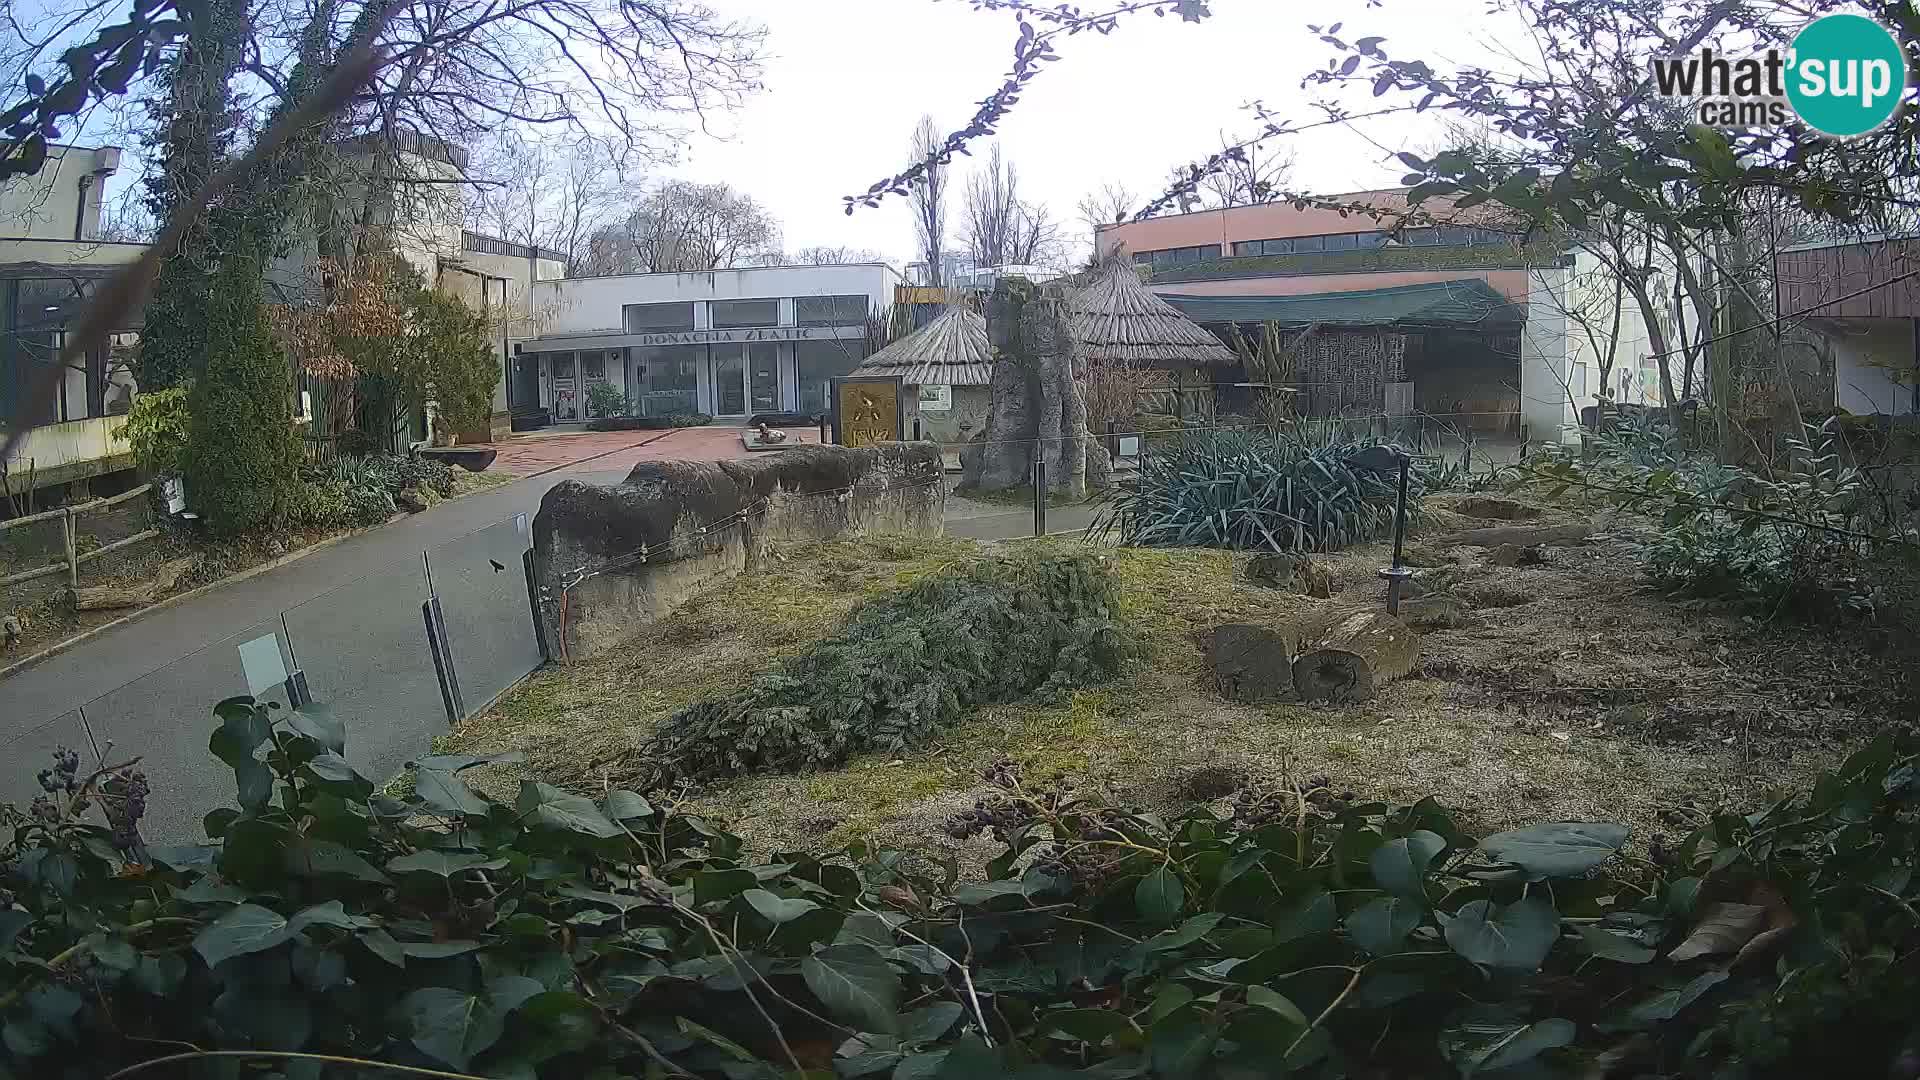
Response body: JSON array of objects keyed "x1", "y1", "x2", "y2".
[
  {"x1": 852, "y1": 304, "x2": 992, "y2": 387},
  {"x1": 1068, "y1": 258, "x2": 1237, "y2": 370}
]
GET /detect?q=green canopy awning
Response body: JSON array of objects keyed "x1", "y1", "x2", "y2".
[{"x1": 1159, "y1": 278, "x2": 1525, "y2": 329}]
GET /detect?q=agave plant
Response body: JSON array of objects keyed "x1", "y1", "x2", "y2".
[{"x1": 1092, "y1": 426, "x2": 1438, "y2": 553}]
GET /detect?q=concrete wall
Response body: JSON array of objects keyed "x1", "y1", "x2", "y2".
[
  {"x1": 1519, "y1": 268, "x2": 1577, "y2": 442},
  {"x1": 1819, "y1": 317, "x2": 1917, "y2": 415},
  {"x1": 0, "y1": 145, "x2": 120, "y2": 241},
  {"x1": 902, "y1": 385, "x2": 991, "y2": 445},
  {"x1": 0, "y1": 415, "x2": 133, "y2": 487},
  {"x1": 532, "y1": 442, "x2": 945, "y2": 660},
  {"x1": 531, "y1": 264, "x2": 899, "y2": 337}
]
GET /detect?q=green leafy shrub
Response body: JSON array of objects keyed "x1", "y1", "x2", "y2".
[
  {"x1": 643, "y1": 551, "x2": 1128, "y2": 782},
  {"x1": 1094, "y1": 426, "x2": 1435, "y2": 552},
  {"x1": 415, "y1": 287, "x2": 501, "y2": 438},
  {"x1": 117, "y1": 386, "x2": 191, "y2": 476},
  {"x1": 278, "y1": 476, "x2": 350, "y2": 529},
  {"x1": 1525, "y1": 417, "x2": 1876, "y2": 615},
  {"x1": 5, "y1": 696, "x2": 1920, "y2": 1078},
  {"x1": 585, "y1": 381, "x2": 629, "y2": 419},
  {"x1": 183, "y1": 260, "x2": 299, "y2": 536}
]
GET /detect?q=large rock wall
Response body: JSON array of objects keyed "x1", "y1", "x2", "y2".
[{"x1": 532, "y1": 442, "x2": 945, "y2": 661}]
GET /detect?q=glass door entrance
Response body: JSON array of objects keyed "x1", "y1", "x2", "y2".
[
  {"x1": 712, "y1": 345, "x2": 746, "y2": 416},
  {"x1": 709, "y1": 343, "x2": 784, "y2": 417},
  {"x1": 748, "y1": 343, "x2": 779, "y2": 414}
]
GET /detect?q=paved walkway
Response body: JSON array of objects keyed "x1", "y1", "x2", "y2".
[
  {"x1": 0, "y1": 434, "x2": 1103, "y2": 838},
  {"x1": 488, "y1": 426, "x2": 825, "y2": 477}
]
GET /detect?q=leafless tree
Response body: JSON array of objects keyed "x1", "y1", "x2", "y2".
[
  {"x1": 790, "y1": 245, "x2": 888, "y2": 265},
  {"x1": 466, "y1": 132, "x2": 626, "y2": 274},
  {"x1": 961, "y1": 142, "x2": 1062, "y2": 268},
  {"x1": 908, "y1": 115, "x2": 949, "y2": 286},
  {"x1": 583, "y1": 179, "x2": 781, "y2": 274},
  {"x1": 1076, "y1": 181, "x2": 1135, "y2": 260},
  {"x1": 1198, "y1": 134, "x2": 1294, "y2": 208}
]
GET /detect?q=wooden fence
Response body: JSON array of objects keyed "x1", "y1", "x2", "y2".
[{"x1": 0, "y1": 484, "x2": 157, "y2": 589}]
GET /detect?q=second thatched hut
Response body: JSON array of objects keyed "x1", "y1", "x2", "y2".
[{"x1": 1068, "y1": 257, "x2": 1238, "y2": 422}]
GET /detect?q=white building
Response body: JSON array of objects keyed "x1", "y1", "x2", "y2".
[
  {"x1": 0, "y1": 144, "x2": 150, "y2": 496},
  {"x1": 518, "y1": 263, "x2": 902, "y2": 423}
]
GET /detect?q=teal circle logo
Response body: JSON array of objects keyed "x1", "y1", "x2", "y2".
[{"x1": 1785, "y1": 13, "x2": 1907, "y2": 138}]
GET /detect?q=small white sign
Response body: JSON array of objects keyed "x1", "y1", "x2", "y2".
[
  {"x1": 237, "y1": 634, "x2": 288, "y2": 697},
  {"x1": 1117, "y1": 435, "x2": 1142, "y2": 459},
  {"x1": 163, "y1": 478, "x2": 186, "y2": 515},
  {"x1": 918, "y1": 384, "x2": 952, "y2": 412}
]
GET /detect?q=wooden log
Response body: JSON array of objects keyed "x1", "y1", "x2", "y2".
[
  {"x1": 1437, "y1": 524, "x2": 1595, "y2": 548},
  {"x1": 1292, "y1": 609, "x2": 1420, "y2": 703},
  {"x1": 1208, "y1": 623, "x2": 1298, "y2": 703},
  {"x1": 67, "y1": 556, "x2": 195, "y2": 611}
]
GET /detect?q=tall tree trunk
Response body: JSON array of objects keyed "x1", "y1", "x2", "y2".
[{"x1": 136, "y1": 0, "x2": 250, "y2": 390}]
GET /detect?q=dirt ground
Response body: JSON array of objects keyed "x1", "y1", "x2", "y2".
[{"x1": 445, "y1": 493, "x2": 1916, "y2": 865}]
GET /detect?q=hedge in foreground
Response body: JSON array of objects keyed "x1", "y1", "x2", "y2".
[
  {"x1": 640, "y1": 551, "x2": 1129, "y2": 782},
  {"x1": 4, "y1": 696, "x2": 1918, "y2": 1078}
]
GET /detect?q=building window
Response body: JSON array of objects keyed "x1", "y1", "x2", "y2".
[
  {"x1": 550, "y1": 352, "x2": 575, "y2": 380},
  {"x1": 631, "y1": 345, "x2": 700, "y2": 417},
  {"x1": 1146, "y1": 245, "x2": 1222, "y2": 270},
  {"x1": 795, "y1": 340, "x2": 866, "y2": 416},
  {"x1": 581, "y1": 351, "x2": 606, "y2": 380},
  {"x1": 1356, "y1": 231, "x2": 1388, "y2": 249},
  {"x1": 1292, "y1": 235, "x2": 1325, "y2": 253},
  {"x1": 1435, "y1": 226, "x2": 1477, "y2": 246},
  {"x1": 1402, "y1": 228, "x2": 1440, "y2": 246},
  {"x1": 795, "y1": 294, "x2": 869, "y2": 326},
  {"x1": 1133, "y1": 250, "x2": 1154, "y2": 264},
  {"x1": 624, "y1": 302, "x2": 694, "y2": 333},
  {"x1": 710, "y1": 298, "x2": 779, "y2": 329},
  {"x1": 1324, "y1": 233, "x2": 1359, "y2": 252}
]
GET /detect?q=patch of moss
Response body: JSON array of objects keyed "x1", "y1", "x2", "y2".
[{"x1": 807, "y1": 687, "x2": 1138, "y2": 845}]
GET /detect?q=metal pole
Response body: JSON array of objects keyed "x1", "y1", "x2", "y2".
[
  {"x1": 913, "y1": 415, "x2": 923, "y2": 441},
  {"x1": 1379, "y1": 454, "x2": 1413, "y2": 615},
  {"x1": 1032, "y1": 451, "x2": 1047, "y2": 538},
  {"x1": 819, "y1": 414, "x2": 831, "y2": 445},
  {"x1": 523, "y1": 548, "x2": 550, "y2": 662}
]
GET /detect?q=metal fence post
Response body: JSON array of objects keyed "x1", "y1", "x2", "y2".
[
  {"x1": 819, "y1": 414, "x2": 831, "y2": 445},
  {"x1": 421, "y1": 551, "x2": 465, "y2": 724},
  {"x1": 523, "y1": 547, "x2": 550, "y2": 662},
  {"x1": 1032, "y1": 449, "x2": 1048, "y2": 537},
  {"x1": 61, "y1": 508, "x2": 76, "y2": 587}
]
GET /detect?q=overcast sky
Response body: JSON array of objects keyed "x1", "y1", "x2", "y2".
[{"x1": 657, "y1": 0, "x2": 1528, "y2": 264}]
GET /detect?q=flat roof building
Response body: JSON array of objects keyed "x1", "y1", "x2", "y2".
[{"x1": 516, "y1": 263, "x2": 902, "y2": 424}]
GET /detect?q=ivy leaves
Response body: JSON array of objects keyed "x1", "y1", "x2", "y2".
[
  {"x1": 402, "y1": 977, "x2": 544, "y2": 1070},
  {"x1": 12, "y1": 692, "x2": 1920, "y2": 1079}
]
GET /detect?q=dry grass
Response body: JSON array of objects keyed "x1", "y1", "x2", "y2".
[{"x1": 445, "y1": 499, "x2": 1912, "y2": 865}]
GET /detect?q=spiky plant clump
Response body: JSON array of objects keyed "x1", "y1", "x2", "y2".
[{"x1": 1094, "y1": 425, "x2": 1435, "y2": 552}]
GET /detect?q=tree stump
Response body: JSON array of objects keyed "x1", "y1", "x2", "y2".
[
  {"x1": 1245, "y1": 553, "x2": 1332, "y2": 597},
  {"x1": 960, "y1": 277, "x2": 1111, "y2": 498},
  {"x1": 1292, "y1": 610, "x2": 1420, "y2": 703},
  {"x1": 1209, "y1": 623, "x2": 1297, "y2": 703},
  {"x1": 1397, "y1": 595, "x2": 1469, "y2": 629},
  {"x1": 1439, "y1": 524, "x2": 1595, "y2": 548},
  {"x1": 1454, "y1": 496, "x2": 1541, "y2": 521}
]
